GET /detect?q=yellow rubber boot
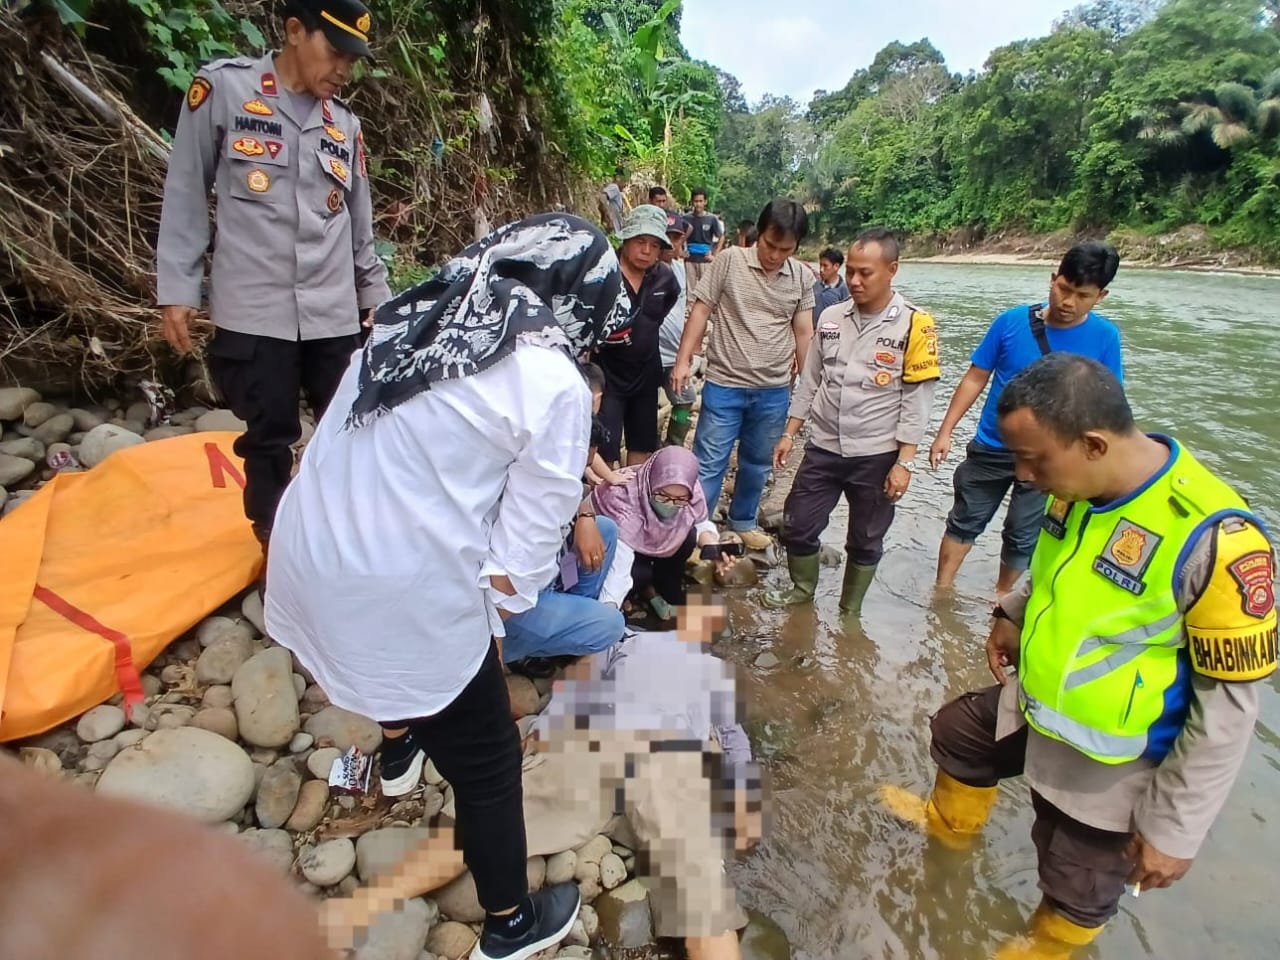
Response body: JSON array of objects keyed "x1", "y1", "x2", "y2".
[
  {"x1": 879, "y1": 769, "x2": 997, "y2": 850},
  {"x1": 993, "y1": 903, "x2": 1103, "y2": 959}
]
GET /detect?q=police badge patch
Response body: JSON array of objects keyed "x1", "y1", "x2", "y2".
[
  {"x1": 186, "y1": 77, "x2": 212, "y2": 112},
  {"x1": 1093, "y1": 518, "x2": 1162, "y2": 595}
]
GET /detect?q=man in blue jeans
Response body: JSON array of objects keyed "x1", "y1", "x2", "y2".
[
  {"x1": 669, "y1": 199, "x2": 815, "y2": 551},
  {"x1": 929, "y1": 241, "x2": 1124, "y2": 595}
]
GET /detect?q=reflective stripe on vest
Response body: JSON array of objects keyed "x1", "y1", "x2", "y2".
[{"x1": 1020, "y1": 439, "x2": 1254, "y2": 764}]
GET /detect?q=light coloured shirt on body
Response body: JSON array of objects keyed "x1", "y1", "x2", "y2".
[
  {"x1": 156, "y1": 52, "x2": 390, "y2": 341},
  {"x1": 997, "y1": 517, "x2": 1265, "y2": 859},
  {"x1": 691, "y1": 245, "x2": 815, "y2": 389},
  {"x1": 789, "y1": 291, "x2": 939, "y2": 458},
  {"x1": 263, "y1": 342, "x2": 591, "y2": 721},
  {"x1": 657, "y1": 260, "x2": 688, "y2": 370}
]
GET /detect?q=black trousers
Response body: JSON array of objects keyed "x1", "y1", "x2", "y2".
[
  {"x1": 781, "y1": 445, "x2": 898, "y2": 565},
  {"x1": 929, "y1": 686, "x2": 1133, "y2": 928},
  {"x1": 631, "y1": 527, "x2": 698, "y2": 606},
  {"x1": 207, "y1": 328, "x2": 360, "y2": 536},
  {"x1": 382, "y1": 640, "x2": 526, "y2": 912}
]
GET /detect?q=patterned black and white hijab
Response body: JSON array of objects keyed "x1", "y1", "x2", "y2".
[{"x1": 347, "y1": 214, "x2": 630, "y2": 428}]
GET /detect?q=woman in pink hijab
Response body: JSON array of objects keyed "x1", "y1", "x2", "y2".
[{"x1": 592, "y1": 447, "x2": 737, "y2": 620}]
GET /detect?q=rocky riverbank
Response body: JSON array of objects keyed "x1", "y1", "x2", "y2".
[{"x1": 1, "y1": 383, "x2": 792, "y2": 960}]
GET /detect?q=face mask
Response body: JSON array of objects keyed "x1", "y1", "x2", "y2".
[{"x1": 649, "y1": 497, "x2": 681, "y2": 520}]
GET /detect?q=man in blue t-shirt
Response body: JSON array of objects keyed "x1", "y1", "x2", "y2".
[{"x1": 929, "y1": 242, "x2": 1124, "y2": 595}]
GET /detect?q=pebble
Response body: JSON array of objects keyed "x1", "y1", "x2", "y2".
[
  {"x1": 241, "y1": 589, "x2": 267, "y2": 635},
  {"x1": 113, "y1": 728, "x2": 148, "y2": 749},
  {"x1": 754, "y1": 651, "x2": 780, "y2": 669},
  {"x1": 196, "y1": 636, "x2": 253, "y2": 685},
  {"x1": 18, "y1": 746, "x2": 62, "y2": 776},
  {"x1": 505, "y1": 674, "x2": 540, "y2": 720},
  {"x1": 195, "y1": 408, "x2": 249, "y2": 433},
  {"x1": 146, "y1": 703, "x2": 197, "y2": 731},
  {"x1": 76, "y1": 704, "x2": 126, "y2": 742},
  {"x1": 818, "y1": 544, "x2": 844, "y2": 567},
  {"x1": 95, "y1": 726, "x2": 255, "y2": 822},
  {"x1": 579, "y1": 904, "x2": 599, "y2": 940},
  {"x1": 304, "y1": 705, "x2": 382, "y2": 753},
  {"x1": 141, "y1": 673, "x2": 163, "y2": 698},
  {"x1": 545, "y1": 849, "x2": 577, "y2": 885},
  {"x1": 22, "y1": 401, "x2": 58, "y2": 427},
  {"x1": 556, "y1": 948, "x2": 593, "y2": 960},
  {"x1": 191, "y1": 706, "x2": 239, "y2": 741},
  {"x1": 78, "y1": 423, "x2": 144, "y2": 467},
  {"x1": 422, "y1": 757, "x2": 444, "y2": 786},
  {"x1": 527, "y1": 854, "x2": 546, "y2": 892},
  {"x1": 435, "y1": 870, "x2": 485, "y2": 922},
  {"x1": 286, "y1": 778, "x2": 329, "y2": 832},
  {"x1": 292, "y1": 673, "x2": 306, "y2": 699},
  {"x1": 307, "y1": 746, "x2": 342, "y2": 780},
  {"x1": 575, "y1": 834, "x2": 613, "y2": 865},
  {"x1": 299, "y1": 838, "x2": 356, "y2": 887},
  {"x1": 0, "y1": 386, "x2": 41, "y2": 421},
  {"x1": 33, "y1": 413, "x2": 74, "y2": 445},
  {"x1": 69, "y1": 407, "x2": 106, "y2": 431},
  {"x1": 0, "y1": 436, "x2": 43, "y2": 459},
  {"x1": 599, "y1": 852, "x2": 627, "y2": 890},
  {"x1": 715, "y1": 557, "x2": 759, "y2": 587},
  {"x1": 564, "y1": 919, "x2": 589, "y2": 947},
  {"x1": 289, "y1": 731, "x2": 314, "y2": 753},
  {"x1": 739, "y1": 909, "x2": 792, "y2": 960},
  {"x1": 354, "y1": 897, "x2": 436, "y2": 960},
  {"x1": 196, "y1": 615, "x2": 256, "y2": 648},
  {"x1": 160, "y1": 663, "x2": 188, "y2": 686},
  {"x1": 238, "y1": 827, "x2": 296, "y2": 873},
  {"x1": 302, "y1": 683, "x2": 329, "y2": 711},
  {"x1": 233, "y1": 648, "x2": 301, "y2": 748},
  {"x1": 593, "y1": 878, "x2": 653, "y2": 948},
  {"x1": 125, "y1": 400, "x2": 153, "y2": 425},
  {"x1": 255, "y1": 757, "x2": 303, "y2": 829},
  {"x1": 86, "y1": 739, "x2": 120, "y2": 763},
  {"x1": 0, "y1": 453, "x2": 35, "y2": 487},
  {"x1": 355, "y1": 827, "x2": 433, "y2": 881},
  {"x1": 425, "y1": 920, "x2": 476, "y2": 960},
  {"x1": 202, "y1": 684, "x2": 234, "y2": 709}
]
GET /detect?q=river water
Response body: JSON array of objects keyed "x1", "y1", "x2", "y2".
[{"x1": 720, "y1": 263, "x2": 1280, "y2": 960}]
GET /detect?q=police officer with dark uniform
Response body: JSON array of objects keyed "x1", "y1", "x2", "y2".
[{"x1": 156, "y1": 0, "x2": 390, "y2": 568}]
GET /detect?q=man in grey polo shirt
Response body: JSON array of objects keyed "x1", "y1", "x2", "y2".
[{"x1": 670, "y1": 199, "x2": 815, "y2": 551}]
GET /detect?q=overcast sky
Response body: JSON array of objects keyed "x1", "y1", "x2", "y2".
[{"x1": 681, "y1": 0, "x2": 1074, "y2": 106}]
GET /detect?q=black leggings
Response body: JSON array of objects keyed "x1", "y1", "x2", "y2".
[
  {"x1": 381, "y1": 640, "x2": 525, "y2": 912},
  {"x1": 631, "y1": 528, "x2": 698, "y2": 606}
]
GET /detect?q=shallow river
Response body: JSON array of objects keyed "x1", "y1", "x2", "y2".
[{"x1": 719, "y1": 263, "x2": 1280, "y2": 959}]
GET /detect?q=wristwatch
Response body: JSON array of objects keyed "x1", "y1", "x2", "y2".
[{"x1": 896, "y1": 459, "x2": 916, "y2": 473}]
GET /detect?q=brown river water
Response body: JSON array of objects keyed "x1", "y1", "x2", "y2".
[{"x1": 716, "y1": 263, "x2": 1280, "y2": 960}]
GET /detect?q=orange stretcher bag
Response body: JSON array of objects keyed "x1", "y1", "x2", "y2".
[{"x1": 0, "y1": 432, "x2": 259, "y2": 742}]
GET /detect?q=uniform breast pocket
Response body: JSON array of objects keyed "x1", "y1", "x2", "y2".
[
  {"x1": 862, "y1": 349, "x2": 903, "y2": 390},
  {"x1": 314, "y1": 147, "x2": 352, "y2": 218},
  {"x1": 226, "y1": 161, "x2": 285, "y2": 206}
]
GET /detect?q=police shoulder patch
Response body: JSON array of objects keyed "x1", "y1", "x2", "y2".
[
  {"x1": 1186, "y1": 523, "x2": 1277, "y2": 682},
  {"x1": 186, "y1": 77, "x2": 212, "y2": 112}
]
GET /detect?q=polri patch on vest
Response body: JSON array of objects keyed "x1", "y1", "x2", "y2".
[
  {"x1": 1229, "y1": 550, "x2": 1275, "y2": 619},
  {"x1": 1042, "y1": 497, "x2": 1072, "y2": 539},
  {"x1": 1093, "y1": 518, "x2": 1162, "y2": 594}
]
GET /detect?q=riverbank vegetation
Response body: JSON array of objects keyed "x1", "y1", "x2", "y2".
[{"x1": 7, "y1": 0, "x2": 1280, "y2": 388}]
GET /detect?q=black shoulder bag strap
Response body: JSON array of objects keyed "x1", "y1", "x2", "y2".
[{"x1": 1028, "y1": 304, "x2": 1052, "y2": 356}]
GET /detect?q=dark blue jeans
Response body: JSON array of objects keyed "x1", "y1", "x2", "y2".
[{"x1": 692, "y1": 381, "x2": 791, "y2": 531}]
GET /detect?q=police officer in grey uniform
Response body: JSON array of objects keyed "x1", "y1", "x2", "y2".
[{"x1": 156, "y1": 0, "x2": 390, "y2": 563}]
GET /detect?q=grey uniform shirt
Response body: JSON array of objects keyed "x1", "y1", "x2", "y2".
[
  {"x1": 789, "y1": 292, "x2": 938, "y2": 458},
  {"x1": 156, "y1": 52, "x2": 391, "y2": 341},
  {"x1": 996, "y1": 515, "x2": 1266, "y2": 859}
]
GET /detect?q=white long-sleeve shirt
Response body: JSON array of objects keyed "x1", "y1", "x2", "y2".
[{"x1": 264, "y1": 341, "x2": 591, "y2": 720}]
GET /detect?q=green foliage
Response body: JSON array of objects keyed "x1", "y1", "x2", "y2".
[{"x1": 45, "y1": 0, "x2": 263, "y2": 89}]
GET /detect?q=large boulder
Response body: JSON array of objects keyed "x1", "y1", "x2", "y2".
[
  {"x1": 95, "y1": 726, "x2": 254, "y2": 822},
  {"x1": 79, "y1": 423, "x2": 144, "y2": 468},
  {"x1": 232, "y1": 648, "x2": 301, "y2": 748}
]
